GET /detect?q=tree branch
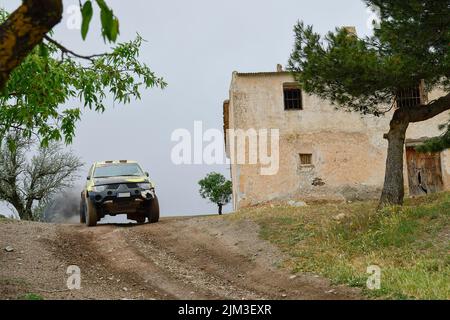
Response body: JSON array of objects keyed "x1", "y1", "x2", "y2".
[
  {"x1": 0, "y1": 0, "x2": 63, "y2": 90},
  {"x1": 408, "y1": 92, "x2": 450, "y2": 123},
  {"x1": 44, "y1": 35, "x2": 106, "y2": 62}
]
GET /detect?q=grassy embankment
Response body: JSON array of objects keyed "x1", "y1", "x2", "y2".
[{"x1": 229, "y1": 192, "x2": 450, "y2": 299}]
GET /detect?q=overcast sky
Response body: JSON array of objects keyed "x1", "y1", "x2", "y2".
[{"x1": 0, "y1": 0, "x2": 372, "y2": 217}]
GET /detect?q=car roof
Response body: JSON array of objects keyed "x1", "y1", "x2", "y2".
[{"x1": 94, "y1": 160, "x2": 138, "y2": 166}]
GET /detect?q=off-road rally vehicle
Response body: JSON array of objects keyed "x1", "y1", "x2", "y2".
[{"x1": 80, "y1": 160, "x2": 160, "y2": 226}]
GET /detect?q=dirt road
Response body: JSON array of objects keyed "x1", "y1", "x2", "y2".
[{"x1": 0, "y1": 216, "x2": 360, "y2": 300}]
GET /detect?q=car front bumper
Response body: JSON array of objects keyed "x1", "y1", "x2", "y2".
[{"x1": 88, "y1": 186, "x2": 156, "y2": 215}]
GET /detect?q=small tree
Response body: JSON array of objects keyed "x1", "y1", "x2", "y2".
[
  {"x1": 198, "y1": 172, "x2": 232, "y2": 215},
  {"x1": 0, "y1": 133, "x2": 83, "y2": 221}
]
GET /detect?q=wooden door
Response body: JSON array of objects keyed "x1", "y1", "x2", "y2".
[{"x1": 406, "y1": 147, "x2": 443, "y2": 196}]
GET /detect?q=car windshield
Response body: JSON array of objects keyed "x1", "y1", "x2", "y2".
[{"x1": 93, "y1": 163, "x2": 144, "y2": 178}]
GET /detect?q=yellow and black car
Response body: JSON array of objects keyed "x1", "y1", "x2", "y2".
[{"x1": 80, "y1": 160, "x2": 159, "y2": 226}]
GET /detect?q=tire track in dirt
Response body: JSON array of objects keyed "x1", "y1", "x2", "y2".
[
  {"x1": 1, "y1": 216, "x2": 361, "y2": 300},
  {"x1": 54, "y1": 224, "x2": 170, "y2": 299},
  {"x1": 55, "y1": 216, "x2": 361, "y2": 300},
  {"x1": 122, "y1": 217, "x2": 361, "y2": 300}
]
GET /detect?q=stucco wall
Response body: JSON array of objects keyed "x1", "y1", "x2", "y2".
[{"x1": 226, "y1": 72, "x2": 450, "y2": 209}]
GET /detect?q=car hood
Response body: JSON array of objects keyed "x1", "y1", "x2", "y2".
[{"x1": 93, "y1": 176, "x2": 148, "y2": 186}]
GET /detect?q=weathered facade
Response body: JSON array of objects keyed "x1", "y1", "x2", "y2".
[{"x1": 224, "y1": 68, "x2": 450, "y2": 210}]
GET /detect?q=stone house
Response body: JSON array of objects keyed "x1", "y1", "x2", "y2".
[{"x1": 223, "y1": 66, "x2": 450, "y2": 210}]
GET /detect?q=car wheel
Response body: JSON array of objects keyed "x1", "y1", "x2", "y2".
[
  {"x1": 146, "y1": 195, "x2": 160, "y2": 223},
  {"x1": 79, "y1": 197, "x2": 86, "y2": 224},
  {"x1": 136, "y1": 217, "x2": 146, "y2": 224},
  {"x1": 85, "y1": 197, "x2": 98, "y2": 227}
]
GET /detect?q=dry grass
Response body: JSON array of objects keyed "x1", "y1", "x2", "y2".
[{"x1": 228, "y1": 192, "x2": 450, "y2": 300}]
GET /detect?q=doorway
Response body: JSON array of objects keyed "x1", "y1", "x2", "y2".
[{"x1": 406, "y1": 147, "x2": 444, "y2": 196}]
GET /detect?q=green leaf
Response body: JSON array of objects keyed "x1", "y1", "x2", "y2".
[
  {"x1": 95, "y1": 0, "x2": 108, "y2": 11},
  {"x1": 110, "y1": 18, "x2": 120, "y2": 42},
  {"x1": 38, "y1": 43, "x2": 49, "y2": 59},
  {"x1": 6, "y1": 136, "x2": 16, "y2": 152},
  {"x1": 96, "y1": 0, "x2": 119, "y2": 43},
  {"x1": 81, "y1": 1, "x2": 93, "y2": 40},
  {"x1": 100, "y1": 5, "x2": 113, "y2": 40}
]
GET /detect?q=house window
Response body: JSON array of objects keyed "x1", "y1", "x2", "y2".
[
  {"x1": 283, "y1": 83, "x2": 303, "y2": 110},
  {"x1": 396, "y1": 81, "x2": 427, "y2": 108},
  {"x1": 299, "y1": 153, "x2": 312, "y2": 166}
]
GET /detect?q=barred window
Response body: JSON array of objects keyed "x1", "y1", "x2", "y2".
[
  {"x1": 283, "y1": 83, "x2": 303, "y2": 110},
  {"x1": 299, "y1": 153, "x2": 312, "y2": 165},
  {"x1": 396, "y1": 82, "x2": 426, "y2": 108}
]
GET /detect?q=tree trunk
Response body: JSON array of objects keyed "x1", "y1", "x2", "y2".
[
  {"x1": 379, "y1": 109, "x2": 410, "y2": 207},
  {"x1": 22, "y1": 208, "x2": 33, "y2": 221},
  {"x1": 9, "y1": 195, "x2": 27, "y2": 220},
  {"x1": 24, "y1": 198, "x2": 34, "y2": 221},
  {"x1": 0, "y1": 0, "x2": 63, "y2": 90},
  {"x1": 377, "y1": 94, "x2": 450, "y2": 208},
  {"x1": 218, "y1": 203, "x2": 223, "y2": 215}
]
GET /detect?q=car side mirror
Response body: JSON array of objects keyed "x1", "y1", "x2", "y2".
[{"x1": 145, "y1": 172, "x2": 149, "y2": 177}]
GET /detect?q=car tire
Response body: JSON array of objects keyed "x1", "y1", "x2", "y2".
[
  {"x1": 79, "y1": 198, "x2": 86, "y2": 224},
  {"x1": 136, "y1": 217, "x2": 146, "y2": 224},
  {"x1": 146, "y1": 195, "x2": 160, "y2": 223},
  {"x1": 85, "y1": 197, "x2": 98, "y2": 227}
]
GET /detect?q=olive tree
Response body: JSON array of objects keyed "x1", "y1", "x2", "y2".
[{"x1": 0, "y1": 133, "x2": 83, "y2": 221}]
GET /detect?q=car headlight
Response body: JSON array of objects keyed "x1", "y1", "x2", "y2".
[
  {"x1": 138, "y1": 183, "x2": 153, "y2": 190},
  {"x1": 91, "y1": 185, "x2": 107, "y2": 192}
]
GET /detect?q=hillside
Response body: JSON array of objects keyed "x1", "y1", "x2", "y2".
[{"x1": 229, "y1": 192, "x2": 450, "y2": 299}]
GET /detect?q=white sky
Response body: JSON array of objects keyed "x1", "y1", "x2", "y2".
[{"x1": 0, "y1": 0, "x2": 372, "y2": 217}]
